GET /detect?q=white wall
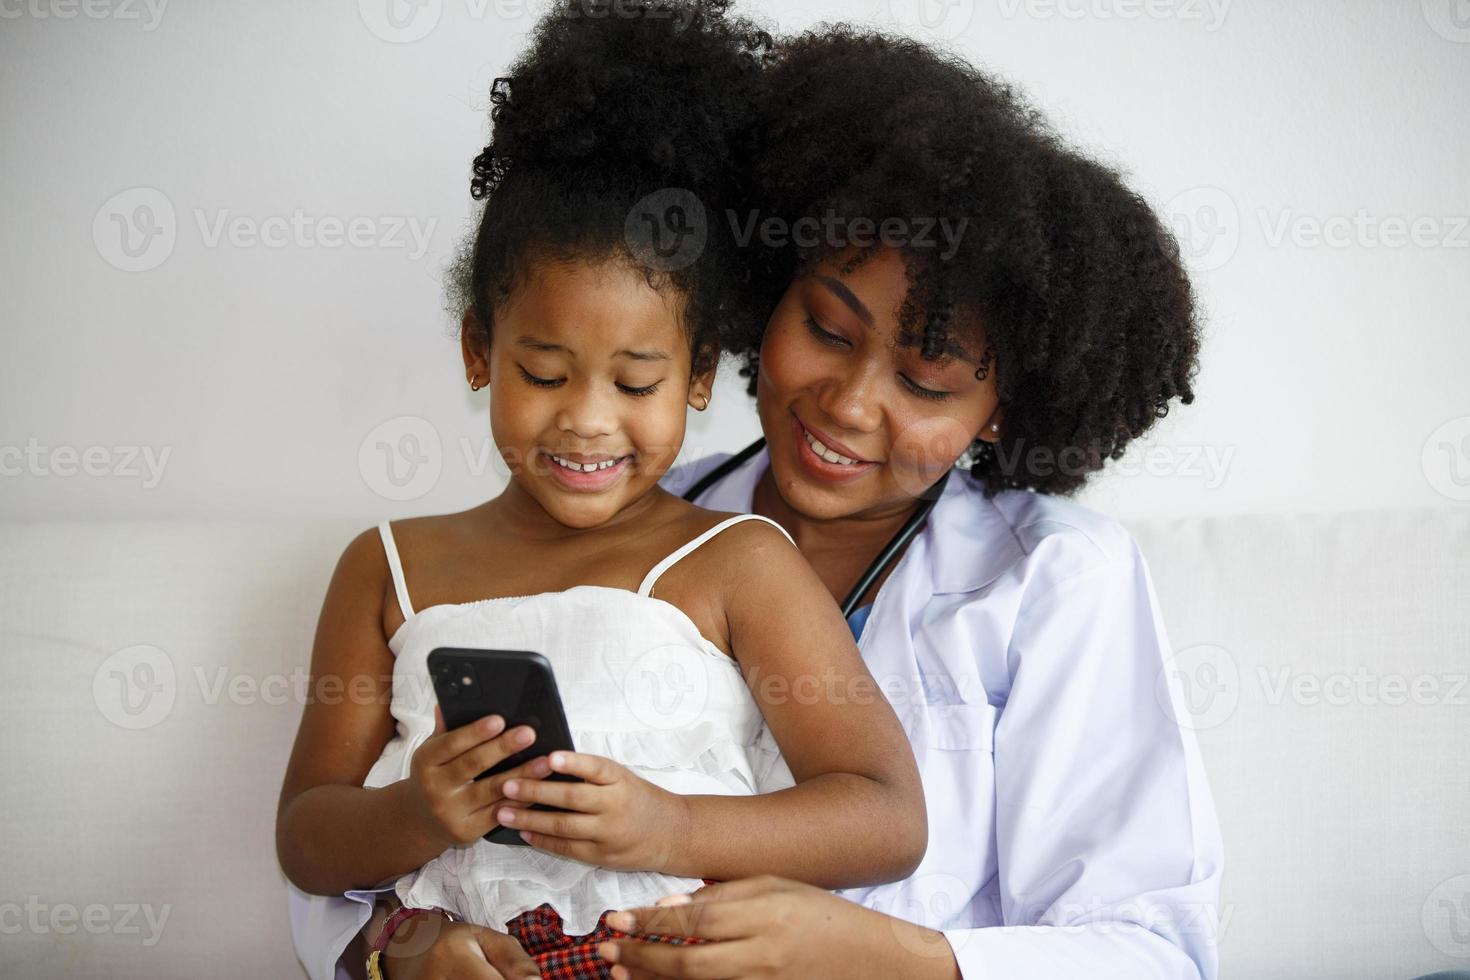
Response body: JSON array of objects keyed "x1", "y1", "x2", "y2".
[{"x1": 1, "y1": 0, "x2": 1466, "y2": 522}]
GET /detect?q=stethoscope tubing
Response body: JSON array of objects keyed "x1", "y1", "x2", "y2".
[{"x1": 680, "y1": 438, "x2": 950, "y2": 617}]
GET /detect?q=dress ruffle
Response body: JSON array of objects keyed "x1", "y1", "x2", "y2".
[{"x1": 396, "y1": 851, "x2": 705, "y2": 937}]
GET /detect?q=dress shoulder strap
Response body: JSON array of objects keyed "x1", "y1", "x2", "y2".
[
  {"x1": 637, "y1": 514, "x2": 796, "y2": 598},
  {"x1": 377, "y1": 520, "x2": 415, "y2": 619}
]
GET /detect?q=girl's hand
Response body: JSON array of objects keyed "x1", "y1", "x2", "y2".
[
  {"x1": 592, "y1": 876, "x2": 961, "y2": 980},
  {"x1": 379, "y1": 914, "x2": 540, "y2": 980},
  {"x1": 496, "y1": 751, "x2": 691, "y2": 872},
  {"x1": 396, "y1": 706, "x2": 554, "y2": 852}
]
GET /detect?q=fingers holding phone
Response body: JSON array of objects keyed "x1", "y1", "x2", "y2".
[{"x1": 399, "y1": 710, "x2": 552, "y2": 850}]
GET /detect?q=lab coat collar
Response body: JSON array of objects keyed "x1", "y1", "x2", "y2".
[{"x1": 694, "y1": 443, "x2": 1025, "y2": 598}]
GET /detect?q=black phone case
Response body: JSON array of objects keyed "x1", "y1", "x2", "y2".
[{"x1": 426, "y1": 646, "x2": 581, "y2": 846}]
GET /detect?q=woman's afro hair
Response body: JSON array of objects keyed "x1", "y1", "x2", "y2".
[
  {"x1": 447, "y1": 0, "x2": 774, "y2": 378},
  {"x1": 731, "y1": 27, "x2": 1202, "y2": 496}
]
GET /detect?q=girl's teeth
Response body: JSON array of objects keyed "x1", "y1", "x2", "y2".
[
  {"x1": 803, "y1": 429, "x2": 859, "y2": 465},
  {"x1": 551, "y1": 455, "x2": 623, "y2": 473}
]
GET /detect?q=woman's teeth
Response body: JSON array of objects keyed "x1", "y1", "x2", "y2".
[
  {"x1": 549, "y1": 454, "x2": 625, "y2": 473},
  {"x1": 803, "y1": 428, "x2": 862, "y2": 466}
]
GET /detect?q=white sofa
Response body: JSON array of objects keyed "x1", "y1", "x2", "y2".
[{"x1": 2, "y1": 507, "x2": 1467, "y2": 979}]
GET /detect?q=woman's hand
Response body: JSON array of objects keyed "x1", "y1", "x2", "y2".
[
  {"x1": 495, "y1": 751, "x2": 691, "y2": 873},
  {"x1": 592, "y1": 876, "x2": 962, "y2": 980},
  {"x1": 378, "y1": 913, "x2": 540, "y2": 980},
  {"x1": 395, "y1": 707, "x2": 553, "y2": 852}
]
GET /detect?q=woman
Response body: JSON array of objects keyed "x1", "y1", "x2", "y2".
[
  {"x1": 556, "y1": 27, "x2": 1224, "y2": 980},
  {"x1": 289, "y1": 24, "x2": 1222, "y2": 980}
]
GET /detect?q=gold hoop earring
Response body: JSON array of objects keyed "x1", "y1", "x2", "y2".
[
  {"x1": 469, "y1": 375, "x2": 483, "y2": 392},
  {"x1": 694, "y1": 392, "x2": 709, "y2": 411}
]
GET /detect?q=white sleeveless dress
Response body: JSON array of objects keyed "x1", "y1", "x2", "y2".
[{"x1": 364, "y1": 513, "x2": 798, "y2": 936}]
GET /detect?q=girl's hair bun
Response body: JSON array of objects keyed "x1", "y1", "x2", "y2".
[
  {"x1": 449, "y1": 0, "x2": 774, "y2": 380},
  {"x1": 468, "y1": 0, "x2": 771, "y2": 203}
]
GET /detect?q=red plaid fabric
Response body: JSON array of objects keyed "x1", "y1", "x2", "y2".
[{"x1": 504, "y1": 890, "x2": 715, "y2": 980}]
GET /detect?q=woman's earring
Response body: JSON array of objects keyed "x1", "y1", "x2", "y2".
[
  {"x1": 468, "y1": 374, "x2": 483, "y2": 392},
  {"x1": 974, "y1": 345, "x2": 996, "y2": 382}
]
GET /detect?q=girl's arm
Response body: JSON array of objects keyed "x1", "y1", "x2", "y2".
[
  {"x1": 503, "y1": 519, "x2": 927, "y2": 889},
  {"x1": 274, "y1": 527, "x2": 540, "y2": 895},
  {"x1": 658, "y1": 518, "x2": 928, "y2": 888},
  {"x1": 275, "y1": 527, "x2": 447, "y2": 895}
]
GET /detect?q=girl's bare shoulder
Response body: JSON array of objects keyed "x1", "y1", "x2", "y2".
[{"x1": 652, "y1": 502, "x2": 804, "y2": 598}]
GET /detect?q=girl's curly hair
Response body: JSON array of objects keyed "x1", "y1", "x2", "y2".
[
  {"x1": 446, "y1": 0, "x2": 774, "y2": 378},
  {"x1": 729, "y1": 27, "x2": 1202, "y2": 496}
]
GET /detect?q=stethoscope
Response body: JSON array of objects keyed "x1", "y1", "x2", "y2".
[{"x1": 680, "y1": 437, "x2": 952, "y2": 618}]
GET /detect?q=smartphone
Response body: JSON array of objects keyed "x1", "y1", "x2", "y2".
[{"x1": 426, "y1": 646, "x2": 582, "y2": 847}]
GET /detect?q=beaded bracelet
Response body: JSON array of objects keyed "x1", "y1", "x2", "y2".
[{"x1": 366, "y1": 904, "x2": 457, "y2": 980}]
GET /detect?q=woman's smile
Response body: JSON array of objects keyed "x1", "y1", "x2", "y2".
[{"x1": 790, "y1": 413, "x2": 879, "y2": 484}]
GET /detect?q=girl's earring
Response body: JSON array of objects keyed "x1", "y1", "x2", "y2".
[
  {"x1": 469, "y1": 374, "x2": 484, "y2": 392},
  {"x1": 694, "y1": 392, "x2": 709, "y2": 411}
]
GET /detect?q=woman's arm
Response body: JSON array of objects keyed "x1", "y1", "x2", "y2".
[
  {"x1": 934, "y1": 546, "x2": 1222, "y2": 979},
  {"x1": 595, "y1": 877, "x2": 961, "y2": 980},
  {"x1": 352, "y1": 892, "x2": 543, "y2": 980}
]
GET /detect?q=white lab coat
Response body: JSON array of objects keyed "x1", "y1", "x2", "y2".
[{"x1": 287, "y1": 447, "x2": 1223, "y2": 980}]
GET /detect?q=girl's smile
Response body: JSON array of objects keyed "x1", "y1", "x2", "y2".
[
  {"x1": 461, "y1": 254, "x2": 715, "y2": 531},
  {"x1": 541, "y1": 450, "x2": 634, "y2": 493}
]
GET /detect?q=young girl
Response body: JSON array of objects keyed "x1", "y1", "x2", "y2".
[{"x1": 276, "y1": 3, "x2": 927, "y2": 978}]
